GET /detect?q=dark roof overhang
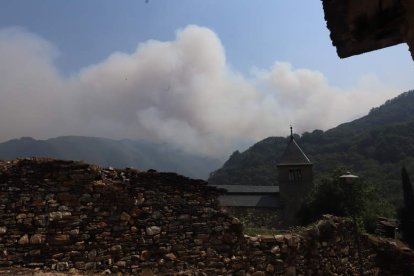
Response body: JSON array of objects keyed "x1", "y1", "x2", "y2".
[{"x1": 322, "y1": 0, "x2": 410, "y2": 58}]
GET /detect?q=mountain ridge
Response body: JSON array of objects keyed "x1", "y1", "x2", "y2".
[
  {"x1": 0, "y1": 136, "x2": 222, "y2": 180},
  {"x1": 208, "y1": 89, "x2": 414, "y2": 204}
]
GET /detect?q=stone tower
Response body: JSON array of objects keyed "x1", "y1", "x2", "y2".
[{"x1": 277, "y1": 127, "x2": 313, "y2": 226}]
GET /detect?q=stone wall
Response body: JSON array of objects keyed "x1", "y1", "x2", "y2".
[
  {"x1": 0, "y1": 158, "x2": 246, "y2": 274},
  {"x1": 0, "y1": 158, "x2": 413, "y2": 275},
  {"x1": 223, "y1": 207, "x2": 282, "y2": 230},
  {"x1": 242, "y1": 217, "x2": 414, "y2": 275}
]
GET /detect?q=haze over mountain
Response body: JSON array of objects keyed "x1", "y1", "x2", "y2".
[
  {"x1": 0, "y1": 136, "x2": 221, "y2": 180},
  {"x1": 209, "y1": 90, "x2": 414, "y2": 204}
]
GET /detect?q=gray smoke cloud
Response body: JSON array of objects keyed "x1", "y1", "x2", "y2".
[{"x1": 0, "y1": 25, "x2": 401, "y2": 158}]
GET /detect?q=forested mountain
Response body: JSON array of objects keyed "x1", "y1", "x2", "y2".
[
  {"x1": 0, "y1": 136, "x2": 221, "y2": 179},
  {"x1": 208, "y1": 90, "x2": 414, "y2": 204}
]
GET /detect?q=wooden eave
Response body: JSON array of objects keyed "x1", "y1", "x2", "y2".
[{"x1": 322, "y1": 0, "x2": 407, "y2": 58}]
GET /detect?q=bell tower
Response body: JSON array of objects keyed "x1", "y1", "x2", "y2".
[{"x1": 277, "y1": 126, "x2": 313, "y2": 226}]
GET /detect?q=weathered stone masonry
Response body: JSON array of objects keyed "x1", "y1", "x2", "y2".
[
  {"x1": 0, "y1": 158, "x2": 413, "y2": 275},
  {"x1": 0, "y1": 158, "x2": 245, "y2": 274}
]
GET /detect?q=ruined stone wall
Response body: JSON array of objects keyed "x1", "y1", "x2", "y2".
[
  {"x1": 223, "y1": 207, "x2": 282, "y2": 230},
  {"x1": 0, "y1": 158, "x2": 244, "y2": 274},
  {"x1": 242, "y1": 216, "x2": 414, "y2": 275},
  {"x1": 0, "y1": 158, "x2": 413, "y2": 275}
]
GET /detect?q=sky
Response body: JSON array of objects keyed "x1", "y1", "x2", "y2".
[{"x1": 0, "y1": 0, "x2": 413, "y2": 159}]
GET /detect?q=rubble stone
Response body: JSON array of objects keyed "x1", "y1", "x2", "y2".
[
  {"x1": 0, "y1": 227, "x2": 7, "y2": 235},
  {"x1": 18, "y1": 234, "x2": 29, "y2": 245},
  {"x1": 0, "y1": 158, "x2": 411, "y2": 275},
  {"x1": 29, "y1": 234, "x2": 44, "y2": 245},
  {"x1": 146, "y1": 226, "x2": 161, "y2": 236}
]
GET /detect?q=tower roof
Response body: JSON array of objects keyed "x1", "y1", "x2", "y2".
[{"x1": 277, "y1": 137, "x2": 312, "y2": 166}]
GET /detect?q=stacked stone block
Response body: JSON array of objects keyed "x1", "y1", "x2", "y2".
[
  {"x1": 0, "y1": 158, "x2": 243, "y2": 274},
  {"x1": 0, "y1": 158, "x2": 413, "y2": 275}
]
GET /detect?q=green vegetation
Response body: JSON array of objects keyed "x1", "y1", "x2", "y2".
[
  {"x1": 243, "y1": 227, "x2": 280, "y2": 236},
  {"x1": 209, "y1": 90, "x2": 414, "y2": 208},
  {"x1": 298, "y1": 168, "x2": 395, "y2": 232}
]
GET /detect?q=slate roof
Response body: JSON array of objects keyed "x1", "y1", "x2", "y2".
[
  {"x1": 211, "y1": 185, "x2": 279, "y2": 208},
  {"x1": 211, "y1": 185, "x2": 279, "y2": 194},
  {"x1": 277, "y1": 138, "x2": 312, "y2": 166},
  {"x1": 218, "y1": 194, "x2": 280, "y2": 208}
]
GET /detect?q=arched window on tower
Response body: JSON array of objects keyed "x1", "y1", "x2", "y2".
[{"x1": 289, "y1": 169, "x2": 302, "y2": 184}]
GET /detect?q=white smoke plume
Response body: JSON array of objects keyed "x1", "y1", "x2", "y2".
[{"x1": 0, "y1": 25, "x2": 402, "y2": 158}]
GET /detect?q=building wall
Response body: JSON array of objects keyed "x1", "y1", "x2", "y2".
[{"x1": 277, "y1": 164, "x2": 313, "y2": 226}]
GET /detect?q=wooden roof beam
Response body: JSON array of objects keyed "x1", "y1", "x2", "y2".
[{"x1": 322, "y1": 0, "x2": 414, "y2": 60}]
